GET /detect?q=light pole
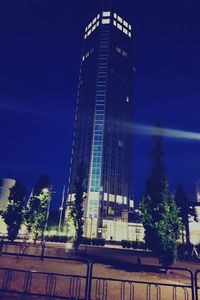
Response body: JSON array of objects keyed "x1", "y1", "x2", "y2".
[{"x1": 58, "y1": 185, "x2": 65, "y2": 232}]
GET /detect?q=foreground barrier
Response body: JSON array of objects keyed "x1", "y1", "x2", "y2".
[{"x1": 0, "y1": 243, "x2": 198, "y2": 300}]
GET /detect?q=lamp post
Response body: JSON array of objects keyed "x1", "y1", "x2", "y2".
[{"x1": 58, "y1": 185, "x2": 65, "y2": 232}]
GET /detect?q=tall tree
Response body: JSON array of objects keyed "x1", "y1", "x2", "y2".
[
  {"x1": 25, "y1": 175, "x2": 50, "y2": 243},
  {"x1": 174, "y1": 185, "x2": 197, "y2": 244},
  {"x1": 2, "y1": 181, "x2": 26, "y2": 241},
  {"x1": 145, "y1": 123, "x2": 166, "y2": 206},
  {"x1": 70, "y1": 162, "x2": 86, "y2": 248},
  {"x1": 140, "y1": 124, "x2": 181, "y2": 266},
  {"x1": 140, "y1": 181, "x2": 181, "y2": 267}
]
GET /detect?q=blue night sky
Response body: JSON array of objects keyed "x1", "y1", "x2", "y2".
[{"x1": 0, "y1": 0, "x2": 200, "y2": 208}]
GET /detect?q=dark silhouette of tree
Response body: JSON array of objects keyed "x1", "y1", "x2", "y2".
[
  {"x1": 140, "y1": 181, "x2": 181, "y2": 267},
  {"x1": 25, "y1": 175, "x2": 50, "y2": 243},
  {"x1": 174, "y1": 185, "x2": 197, "y2": 244},
  {"x1": 70, "y1": 162, "x2": 86, "y2": 248},
  {"x1": 140, "y1": 123, "x2": 181, "y2": 267},
  {"x1": 2, "y1": 181, "x2": 26, "y2": 241},
  {"x1": 145, "y1": 123, "x2": 166, "y2": 206}
]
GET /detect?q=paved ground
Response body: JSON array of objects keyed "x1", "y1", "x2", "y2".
[{"x1": 0, "y1": 242, "x2": 199, "y2": 299}]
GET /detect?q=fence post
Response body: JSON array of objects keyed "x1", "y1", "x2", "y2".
[
  {"x1": 85, "y1": 260, "x2": 94, "y2": 300},
  {"x1": 0, "y1": 236, "x2": 4, "y2": 255},
  {"x1": 40, "y1": 240, "x2": 45, "y2": 261}
]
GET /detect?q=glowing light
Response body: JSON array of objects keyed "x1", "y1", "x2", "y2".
[{"x1": 135, "y1": 124, "x2": 200, "y2": 141}]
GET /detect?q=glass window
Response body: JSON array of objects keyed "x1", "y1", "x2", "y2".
[
  {"x1": 93, "y1": 17, "x2": 97, "y2": 24},
  {"x1": 123, "y1": 28, "x2": 128, "y2": 35},
  {"x1": 129, "y1": 24, "x2": 132, "y2": 30},
  {"x1": 117, "y1": 16, "x2": 123, "y2": 23},
  {"x1": 96, "y1": 21, "x2": 100, "y2": 27},
  {"x1": 122, "y1": 50, "x2": 127, "y2": 57},
  {"x1": 102, "y1": 11, "x2": 111, "y2": 17},
  {"x1": 92, "y1": 25, "x2": 96, "y2": 32},
  {"x1": 123, "y1": 20, "x2": 128, "y2": 27},
  {"x1": 117, "y1": 23, "x2": 122, "y2": 31},
  {"x1": 102, "y1": 19, "x2": 110, "y2": 24},
  {"x1": 85, "y1": 27, "x2": 88, "y2": 32},
  {"x1": 88, "y1": 22, "x2": 92, "y2": 29},
  {"x1": 97, "y1": 14, "x2": 100, "y2": 20},
  {"x1": 116, "y1": 46, "x2": 121, "y2": 53},
  {"x1": 128, "y1": 32, "x2": 132, "y2": 37},
  {"x1": 114, "y1": 13, "x2": 117, "y2": 19},
  {"x1": 88, "y1": 29, "x2": 91, "y2": 36},
  {"x1": 113, "y1": 20, "x2": 117, "y2": 26}
]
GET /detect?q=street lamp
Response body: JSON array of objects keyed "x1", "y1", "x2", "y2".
[{"x1": 58, "y1": 185, "x2": 65, "y2": 232}]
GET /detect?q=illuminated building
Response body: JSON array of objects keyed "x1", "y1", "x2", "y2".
[{"x1": 66, "y1": 1, "x2": 134, "y2": 239}]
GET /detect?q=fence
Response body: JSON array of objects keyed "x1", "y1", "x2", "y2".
[{"x1": 0, "y1": 241, "x2": 199, "y2": 300}]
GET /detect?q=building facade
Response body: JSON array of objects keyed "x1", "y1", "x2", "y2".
[{"x1": 66, "y1": 1, "x2": 134, "y2": 239}]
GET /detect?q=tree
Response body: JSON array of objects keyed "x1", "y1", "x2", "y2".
[
  {"x1": 2, "y1": 181, "x2": 26, "y2": 241},
  {"x1": 140, "y1": 123, "x2": 181, "y2": 267},
  {"x1": 145, "y1": 123, "x2": 166, "y2": 206},
  {"x1": 174, "y1": 185, "x2": 197, "y2": 244},
  {"x1": 25, "y1": 175, "x2": 50, "y2": 243},
  {"x1": 140, "y1": 181, "x2": 181, "y2": 267},
  {"x1": 70, "y1": 162, "x2": 86, "y2": 248}
]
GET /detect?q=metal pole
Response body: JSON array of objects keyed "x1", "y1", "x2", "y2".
[
  {"x1": 41, "y1": 186, "x2": 52, "y2": 259},
  {"x1": 58, "y1": 185, "x2": 65, "y2": 232}
]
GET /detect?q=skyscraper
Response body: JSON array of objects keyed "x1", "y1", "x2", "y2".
[{"x1": 66, "y1": 0, "x2": 134, "y2": 239}]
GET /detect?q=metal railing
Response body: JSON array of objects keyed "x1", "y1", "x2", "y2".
[{"x1": 0, "y1": 242, "x2": 199, "y2": 300}]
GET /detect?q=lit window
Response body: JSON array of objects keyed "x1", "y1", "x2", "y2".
[
  {"x1": 123, "y1": 20, "x2": 128, "y2": 27},
  {"x1": 88, "y1": 22, "x2": 92, "y2": 29},
  {"x1": 93, "y1": 17, "x2": 97, "y2": 24},
  {"x1": 117, "y1": 23, "x2": 122, "y2": 30},
  {"x1": 102, "y1": 19, "x2": 110, "y2": 24},
  {"x1": 86, "y1": 52, "x2": 89, "y2": 58},
  {"x1": 113, "y1": 20, "x2": 117, "y2": 26},
  {"x1": 126, "y1": 96, "x2": 129, "y2": 103},
  {"x1": 123, "y1": 51, "x2": 127, "y2": 57},
  {"x1": 123, "y1": 197, "x2": 127, "y2": 205},
  {"x1": 85, "y1": 27, "x2": 88, "y2": 32},
  {"x1": 128, "y1": 32, "x2": 132, "y2": 37},
  {"x1": 129, "y1": 24, "x2": 132, "y2": 30},
  {"x1": 82, "y1": 55, "x2": 85, "y2": 61},
  {"x1": 117, "y1": 15, "x2": 123, "y2": 23},
  {"x1": 97, "y1": 14, "x2": 100, "y2": 20},
  {"x1": 84, "y1": 35, "x2": 87, "y2": 39},
  {"x1": 116, "y1": 46, "x2": 121, "y2": 53},
  {"x1": 92, "y1": 25, "x2": 96, "y2": 32},
  {"x1": 116, "y1": 195, "x2": 122, "y2": 204},
  {"x1": 96, "y1": 21, "x2": 100, "y2": 27},
  {"x1": 103, "y1": 11, "x2": 111, "y2": 17},
  {"x1": 130, "y1": 200, "x2": 134, "y2": 208},
  {"x1": 88, "y1": 29, "x2": 91, "y2": 36},
  {"x1": 114, "y1": 13, "x2": 117, "y2": 19},
  {"x1": 123, "y1": 28, "x2": 128, "y2": 35}
]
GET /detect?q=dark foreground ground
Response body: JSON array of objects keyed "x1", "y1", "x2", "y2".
[{"x1": 0, "y1": 242, "x2": 199, "y2": 299}]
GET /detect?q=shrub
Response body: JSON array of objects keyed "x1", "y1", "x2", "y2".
[
  {"x1": 81, "y1": 237, "x2": 92, "y2": 245},
  {"x1": 45, "y1": 235, "x2": 68, "y2": 243},
  {"x1": 91, "y1": 238, "x2": 105, "y2": 246},
  {"x1": 177, "y1": 243, "x2": 194, "y2": 260},
  {"x1": 121, "y1": 240, "x2": 147, "y2": 249},
  {"x1": 121, "y1": 240, "x2": 132, "y2": 248}
]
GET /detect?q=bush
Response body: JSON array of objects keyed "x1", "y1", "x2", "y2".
[
  {"x1": 81, "y1": 237, "x2": 92, "y2": 245},
  {"x1": 45, "y1": 235, "x2": 68, "y2": 243},
  {"x1": 177, "y1": 243, "x2": 194, "y2": 260},
  {"x1": 121, "y1": 240, "x2": 132, "y2": 248},
  {"x1": 121, "y1": 240, "x2": 147, "y2": 249},
  {"x1": 91, "y1": 238, "x2": 105, "y2": 246}
]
